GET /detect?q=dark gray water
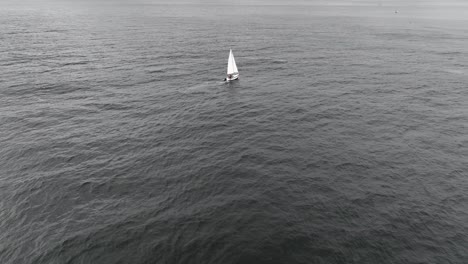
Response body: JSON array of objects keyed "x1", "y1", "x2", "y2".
[{"x1": 1, "y1": 2, "x2": 468, "y2": 264}]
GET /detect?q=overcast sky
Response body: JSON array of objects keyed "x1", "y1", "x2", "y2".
[
  {"x1": 2, "y1": 0, "x2": 468, "y2": 5},
  {"x1": 145, "y1": 0, "x2": 468, "y2": 6}
]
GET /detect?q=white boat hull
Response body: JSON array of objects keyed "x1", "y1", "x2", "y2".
[{"x1": 225, "y1": 74, "x2": 239, "y2": 82}]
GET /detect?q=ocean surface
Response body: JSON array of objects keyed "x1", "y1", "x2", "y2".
[{"x1": 1, "y1": 2, "x2": 468, "y2": 264}]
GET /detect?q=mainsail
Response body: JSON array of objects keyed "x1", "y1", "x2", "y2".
[{"x1": 227, "y1": 49, "x2": 238, "y2": 75}]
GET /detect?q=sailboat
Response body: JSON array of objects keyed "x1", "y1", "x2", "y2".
[{"x1": 224, "y1": 49, "x2": 239, "y2": 82}]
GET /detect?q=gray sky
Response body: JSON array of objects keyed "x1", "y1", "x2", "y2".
[
  {"x1": 4, "y1": 0, "x2": 468, "y2": 6},
  {"x1": 163, "y1": 0, "x2": 468, "y2": 6}
]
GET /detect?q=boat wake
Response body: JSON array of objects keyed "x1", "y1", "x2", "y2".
[{"x1": 184, "y1": 82, "x2": 215, "y2": 93}]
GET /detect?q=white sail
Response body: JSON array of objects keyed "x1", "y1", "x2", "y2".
[{"x1": 227, "y1": 49, "x2": 238, "y2": 75}]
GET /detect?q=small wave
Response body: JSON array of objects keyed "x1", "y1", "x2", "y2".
[
  {"x1": 385, "y1": 71, "x2": 412, "y2": 76},
  {"x1": 156, "y1": 54, "x2": 185, "y2": 60},
  {"x1": 436, "y1": 51, "x2": 463, "y2": 56},
  {"x1": 43, "y1": 29, "x2": 68, "y2": 33},
  {"x1": 443, "y1": 69, "x2": 467, "y2": 75},
  {"x1": 84, "y1": 102, "x2": 134, "y2": 111},
  {"x1": 62, "y1": 61, "x2": 91, "y2": 67},
  {"x1": 271, "y1": 59, "x2": 288, "y2": 64},
  {"x1": 5, "y1": 31, "x2": 34, "y2": 35},
  {"x1": 147, "y1": 69, "x2": 165, "y2": 74}
]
